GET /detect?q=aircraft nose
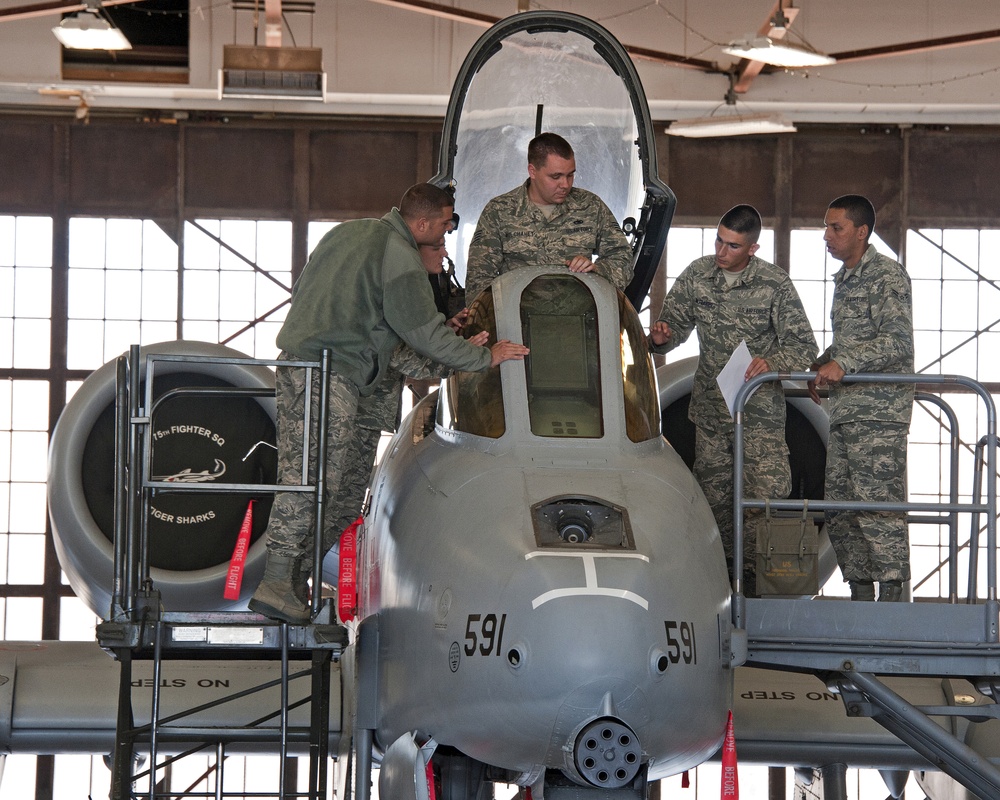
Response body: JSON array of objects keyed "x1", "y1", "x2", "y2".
[{"x1": 573, "y1": 717, "x2": 642, "y2": 789}]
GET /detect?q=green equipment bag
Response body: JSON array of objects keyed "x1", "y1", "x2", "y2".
[{"x1": 755, "y1": 501, "x2": 819, "y2": 596}]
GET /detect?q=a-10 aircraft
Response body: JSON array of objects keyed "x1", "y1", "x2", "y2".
[
  {"x1": 31, "y1": 10, "x2": 1000, "y2": 800},
  {"x1": 364, "y1": 266, "x2": 731, "y2": 799}
]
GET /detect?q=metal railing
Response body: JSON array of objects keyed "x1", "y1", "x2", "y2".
[
  {"x1": 111, "y1": 345, "x2": 333, "y2": 622},
  {"x1": 730, "y1": 371, "x2": 998, "y2": 634},
  {"x1": 106, "y1": 345, "x2": 338, "y2": 800}
]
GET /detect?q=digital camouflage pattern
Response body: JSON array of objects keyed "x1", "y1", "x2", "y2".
[
  {"x1": 267, "y1": 338, "x2": 461, "y2": 569},
  {"x1": 653, "y1": 255, "x2": 818, "y2": 430},
  {"x1": 328, "y1": 343, "x2": 456, "y2": 559},
  {"x1": 357, "y1": 343, "x2": 450, "y2": 431},
  {"x1": 466, "y1": 182, "x2": 632, "y2": 301},
  {"x1": 816, "y1": 244, "x2": 914, "y2": 425},
  {"x1": 825, "y1": 420, "x2": 910, "y2": 582},
  {"x1": 695, "y1": 422, "x2": 790, "y2": 596},
  {"x1": 652, "y1": 255, "x2": 817, "y2": 590},
  {"x1": 264, "y1": 357, "x2": 359, "y2": 561},
  {"x1": 320, "y1": 341, "x2": 455, "y2": 566},
  {"x1": 817, "y1": 245, "x2": 914, "y2": 584}
]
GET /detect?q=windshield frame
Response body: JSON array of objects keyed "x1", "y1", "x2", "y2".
[{"x1": 437, "y1": 267, "x2": 661, "y2": 447}]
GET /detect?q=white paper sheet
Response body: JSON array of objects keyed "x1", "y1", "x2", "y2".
[{"x1": 716, "y1": 339, "x2": 752, "y2": 418}]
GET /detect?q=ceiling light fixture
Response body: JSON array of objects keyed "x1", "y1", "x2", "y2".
[
  {"x1": 723, "y1": 36, "x2": 834, "y2": 68},
  {"x1": 665, "y1": 112, "x2": 797, "y2": 138},
  {"x1": 52, "y1": 6, "x2": 132, "y2": 51}
]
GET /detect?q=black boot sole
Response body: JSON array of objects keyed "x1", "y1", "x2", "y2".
[{"x1": 248, "y1": 596, "x2": 310, "y2": 624}]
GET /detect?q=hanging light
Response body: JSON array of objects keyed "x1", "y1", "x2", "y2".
[
  {"x1": 665, "y1": 112, "x2": 797, "y2": 138},
  {"x1": 723, "y1": 36, "x2": 834, "y2": 68},
  {"x1": 665, "y1": 70, "x2": 797, "y2": 139},
  {"x1": 52, "y1": 7, "x2": 132, "y2": 51}
]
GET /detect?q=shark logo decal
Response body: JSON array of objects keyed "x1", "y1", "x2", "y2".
[{"x1": 153, "y1": 458, "x2": 227, "y2": 483}]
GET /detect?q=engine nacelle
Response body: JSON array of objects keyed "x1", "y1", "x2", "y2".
[{"x1": 48, "y1": 340, "x2": 277, "y2": 617}]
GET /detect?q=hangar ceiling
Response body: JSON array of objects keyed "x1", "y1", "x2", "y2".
[{"x1": 0, "y1": 0, "x2": 998, "y2": 125}]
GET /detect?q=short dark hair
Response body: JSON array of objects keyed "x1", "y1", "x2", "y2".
[
  {"x1": 528, "y1": 132, "x2": 574, "y2": 168},
  {"x1": 719, "y1": 204, "x2": 762, "y2": 243},
  {"x1": 399, "y1": 183, "x2": 454, "y2": 222},
  {"x1": 829, "y1": 194, "x2": 876, "y2": 239}
]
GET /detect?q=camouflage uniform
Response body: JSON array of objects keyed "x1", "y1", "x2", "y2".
[
  {"x1": 466, "y1": 181, "x2": 632, "y2": 301},
  {"x1": 265, "y1": 354, "x2": 360, "y2": 562},
  {"x1": 275, "y1": 342, "x2": 453, "y2": 574},
  {"x1": 816, "y1": 244, "x2": 914, "y2": 584},
  {"x1": 652, "y1": 255, "x2": 818, "y2": 590},
  {"x1": 326, "y1": 345, "x2": 449, "y2": 546},
  {"x1": 264, "y1": 209, "x2": 491, "y2": 567},
  {"x1": 305, "y1": 255, "x2": 463, "y2": 568}
]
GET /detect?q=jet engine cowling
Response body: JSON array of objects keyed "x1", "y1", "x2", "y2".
[{"x1": 48, "y1": 340, "x2": 277, "y2": 617}]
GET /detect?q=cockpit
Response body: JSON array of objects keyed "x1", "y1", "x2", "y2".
[{"x1": 437, "y1": 272, "x2": 660, "y2": 444}]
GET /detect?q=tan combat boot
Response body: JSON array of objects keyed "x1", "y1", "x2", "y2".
[
  {"x1": 849, "y1": 581, "x2": 876, "y2": 601},
  {"x1": 878, "y1": 580, "x2": 903, "y2": 602},
  {"x1": 248, "y1": 553, "x2": 310, "y2": 623}
]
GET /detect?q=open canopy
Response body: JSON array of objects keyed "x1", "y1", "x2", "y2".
[{"x1": 432, "y1": 11, "x2": 676, "y2": 311}]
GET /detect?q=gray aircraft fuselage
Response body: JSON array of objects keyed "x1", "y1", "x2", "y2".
[{"x1": 356, "y1": 268, "x2": 734, "y2": 789}]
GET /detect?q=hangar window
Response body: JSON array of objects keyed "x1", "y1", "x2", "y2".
[
  {"x1": 0, "y1": 216, "x2": 51, "y2": 646},
  {"x1": 0, "y1": 205, "x2": 305, "y2": 800},
  {"x1": 65, "y1": 217, "x2": 293, "y2": 370},
  {"x1": 182, "y1": 218, "x2": 293, "y2": 359},
  {"x1": 68, "y1": 218, "x2": 179, "y2": 370},
  {"x1": 0, "y1": 215, "x2": 52, "y2": 370}
]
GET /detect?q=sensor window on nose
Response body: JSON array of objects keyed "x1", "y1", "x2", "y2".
[{"x1": 531, "y1": 496, "x2": 634, "y2": 550}]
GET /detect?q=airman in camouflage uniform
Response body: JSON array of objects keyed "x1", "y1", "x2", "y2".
[
  {"x1": 319, "y1": 244, "x2": 465, "y2": 560},
  {"x1": 650, "y1": 205, "x2": 818, "y2": 596},
  {"x1": 251, "y1": 184, "x2": 528, "y2": 624},
  {"x1": 264, "y1": 357, "x2": 361, "y2": 605},
  {"x1": 466, "y1": 132, "x2": 632, "y2": 301},
  {"x1": 299, "y1": 343, "x2": 450, "y2": 586},
  {"x1": 268, "y1": 344, "x2": 450, "y2": 606},
  {"x1": 811, "y1": 195, "x2": 913, "y2": 602}
]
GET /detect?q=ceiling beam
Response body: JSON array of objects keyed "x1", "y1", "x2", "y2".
[
  {"x1": 365, "y1": 0, "x2": 499, "y2": 28},
  {"x1": 733, "y1": 0, "x2": 799, "y2": 93},
  {"x1": 0, "y1": 0, "x2": 147, "y2": 22},
  {"x1": 830, "y1": 28, "x2": 1000, "y2": 64},
  {"x1": 364, "y1": 0, "x2": 719, "y2": 72},
  {"x1": 624, "y1": 44, "x2": 718, "y2": 72}
]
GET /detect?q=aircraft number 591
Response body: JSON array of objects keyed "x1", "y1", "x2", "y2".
[
  {"x1": 664, "y1": 620, "x2": 697, "y2": 665},
  {"x1": 464, "y1": 613, "x2": 507, "y2": 656}
]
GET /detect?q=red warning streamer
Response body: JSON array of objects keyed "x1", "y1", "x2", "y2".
[
  {"x1": 425, "y1": 759, "x2": 437, "y2": 800},
  {"x1": 338, "y1": 516, "x2": 362, "y2": 622},
  {"x1": 224, "y1": 500, "x2": 254, "y2": 601},
  {"x1": 721, "y1": 710, "x2": 739, "y2": 799}
]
